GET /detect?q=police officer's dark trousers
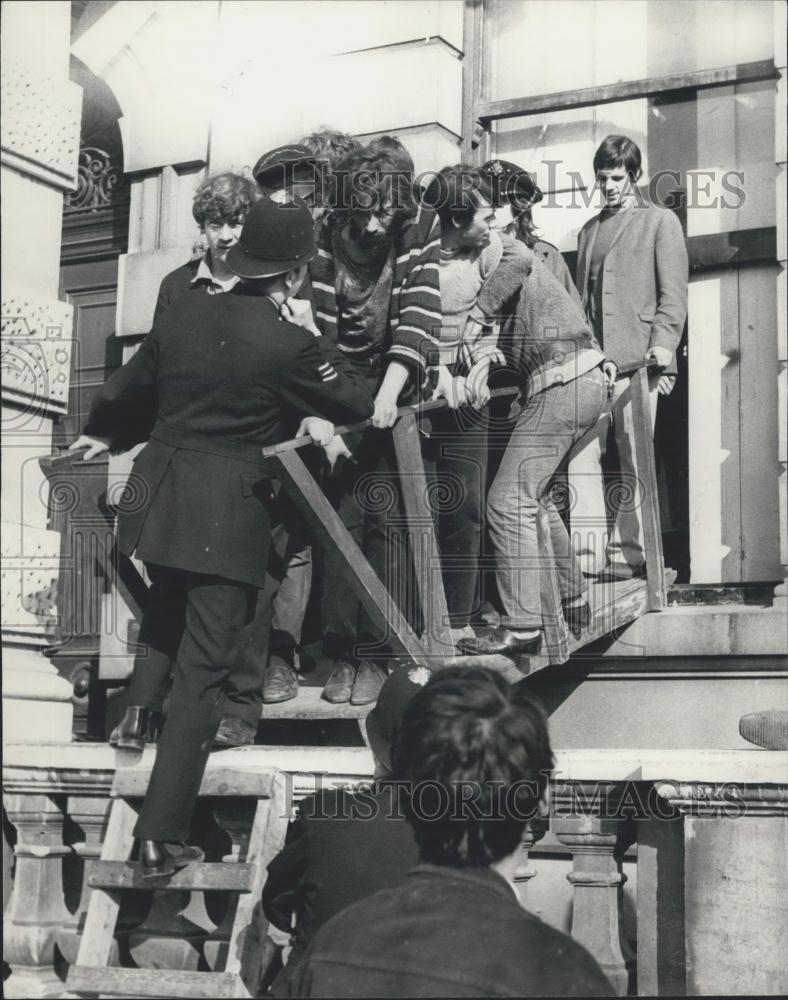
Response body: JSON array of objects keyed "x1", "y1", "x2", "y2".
[{"x1": 133, "y1": 566, "x2": 259, "y2": 842}]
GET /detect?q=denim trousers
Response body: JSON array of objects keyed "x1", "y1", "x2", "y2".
[
  {"x1": 422, "y1": 404, "x2": 488, "y2": 628},
  {"x1": 486, "y1": 367, "x2": 607, "y2": 629}
]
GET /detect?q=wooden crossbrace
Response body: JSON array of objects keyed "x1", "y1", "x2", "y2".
[
  {"x1": 65, "y1": 768, "x2": 288, "y2": 999},
  {"x1": 43, "y1": 368, "x2": 669, "y2": 692},
  {"x1": 628, "y1": 366, "x2": 668, "y2": 610},
  {"x1": 273, "y1": 447, "x2": 431, "y2": 665}
]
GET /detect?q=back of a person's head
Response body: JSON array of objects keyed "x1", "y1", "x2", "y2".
[{"x1": 392, "y1": 667, "x2": 554, "y2": 868}]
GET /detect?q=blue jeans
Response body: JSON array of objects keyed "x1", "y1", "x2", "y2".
[{"x1": 487, "y1": 368, "x2": 607, "y2": 629}]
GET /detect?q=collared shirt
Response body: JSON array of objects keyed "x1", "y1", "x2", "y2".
[{"x1": 190, "y1": 254, "x2": 240, "y2": 295}]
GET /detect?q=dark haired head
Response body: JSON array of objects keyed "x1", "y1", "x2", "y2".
[
  {"x1": 480, "y1": 159, "x2": 543, "y2": 248},
  {"x1": 367, "y1": 135, "x2": 415, "y2": 175},
  {"x1": 392, "y1": 667, "x2": 554, "y2": 868},
  {"x1": 301, "y1": 127, "x2": 362, "y2": 171},
  {"x1": 192, "y1": 172, "x2": 258, "y2": 228},
  {"x1": 593, "y1": 134, "x2": 643, "y2": 181},
  {"x1": 422, "y1": 164, "x2": 492, "y2": 230},
  {"x1": 332, "y1": 143, "x2": 417, "y2": 225}
]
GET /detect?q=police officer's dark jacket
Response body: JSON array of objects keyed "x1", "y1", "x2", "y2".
[{"x1": 84, "y1": 286, "x2": 374, "y2": 587}]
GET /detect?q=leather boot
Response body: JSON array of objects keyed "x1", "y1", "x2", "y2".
[
  {"x1": 139, "y1": 840, "x2": 204, "y2": 879},
  {"x1": 109, "y1": 707, "x2": 163, "y2": 751}
]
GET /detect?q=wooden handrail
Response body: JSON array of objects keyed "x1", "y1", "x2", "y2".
[
  {"x1": 262, "y1": 359, "x2": 659, "y2": 458},
  {"x1": 40, "y1": 360, "x2": 658, "y2": 466}
]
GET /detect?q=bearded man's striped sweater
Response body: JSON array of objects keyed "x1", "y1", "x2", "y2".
[{"x1": 309, "y1": 205, "x2": 443, "y2": 394}]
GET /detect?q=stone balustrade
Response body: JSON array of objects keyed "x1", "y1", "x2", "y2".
[{"x1": 3, "y1": 744, "x2": 786, "y2": 998}]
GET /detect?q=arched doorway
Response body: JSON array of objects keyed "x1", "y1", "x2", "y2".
[{"x1": 50, "y1": 46, "x2": 130, "y2": 738}]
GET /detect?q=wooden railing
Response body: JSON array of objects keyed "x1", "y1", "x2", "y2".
[{"x1": 39, "y1": 360, "x2": 667, "y2": 681}]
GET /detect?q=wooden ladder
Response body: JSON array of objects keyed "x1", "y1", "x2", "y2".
[{"x1": 66, "y1": 764, "x2": 288, "y2": 999}]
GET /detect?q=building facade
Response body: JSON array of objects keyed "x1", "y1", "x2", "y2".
[{"x1": 2, "y1": 2, "x2": 787, "y2": 997}]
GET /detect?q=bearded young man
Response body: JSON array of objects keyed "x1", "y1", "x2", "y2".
[{"x1": 308, "y1": 138, "x2": 443, "y2": 705}]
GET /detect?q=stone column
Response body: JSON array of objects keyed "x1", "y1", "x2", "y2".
[
  {"x1": 3, "y1": 793, "x2": 72, "y2": 998},
  {"x1": 1, "y1": 1, "x2": 81, "y2": 742},
  {"x1": 553, "y1": 811, "x2": 632, "y2": 995},
  {"x1": 656, "y1": 780, "x2": 788, "y2": 997}
]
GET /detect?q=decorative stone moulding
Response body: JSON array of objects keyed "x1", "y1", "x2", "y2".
[
  {"x1": 0, "y1": 62, "x2": 82, "y2": 190},
  {"x1": 1, "y1": 521, "x2": 61, "y2": 644},
  {"x1": 1, "y1": 297, "x2": 74, "y2": 418}
]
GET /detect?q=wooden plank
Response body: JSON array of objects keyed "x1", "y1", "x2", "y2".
[
  {"x1": 461, "y1": 0, "x2": 486, "y2": 161},
  {"x1": 72, "y1": 798, "x2": 137, "y2": 968},
  {"x1": 87, "y1": 861, "x2": 255, "y2": 893},
  {"x1": 737, "y1": 264, "x2": 782, "y2": 581},
  {"x1": 224, "y1": 774, "x2": 289, "y2": 993},
  {"x1": 477, "y1": 59, "x2": 778, "y2": 122},
  {"x1": 66, "y1": 967, "x2": 250, "y2": 999},
  {"x1": 629, "y1": 368, "x2": 667, "y2": 610},
  {"x1": 273, "y1": 449, "x2": 428, "y2": 664},
  {"x1": 391, "y1": 412, "x2": 453, "y2": 662},
  {"x1": 720, "y1": 270, "x2": 743, "y2": 581},
  {"x1": 97, "y1": 536, "x2": 149, "y2": 624},
  {"x1": 113, "y1": 766, "x2": 276, "y2": 799},
  {"x1": 537, "y1": 504, "x2": 570, "y2": 665}
]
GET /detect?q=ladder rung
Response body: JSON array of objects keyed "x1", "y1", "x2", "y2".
[
  {"x1": 67, "y1": 966, "x2": 251, "y2": 998},
  {"x1": 88, "y1": 861, "x2": 255, "y2": 892}
]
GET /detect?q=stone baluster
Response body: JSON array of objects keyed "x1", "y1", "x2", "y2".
[
  {"x1": 3, "y1": 793, "x2": 72, "y2": 998},
  {"x1": 553, "y1": 814, "x2": 632, "y2": 996},
  {"x1": 512, "y1": 819, "x2": 547, "y2": 908}
]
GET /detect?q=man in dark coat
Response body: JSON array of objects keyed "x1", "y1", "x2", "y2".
[
  {"x1": 263, "y1": 665, "x2": 425, "y2": 996},
  {"x1": 71, "y1": 196, "x2": 374, "y2": 877},
  {"x1": 288, "y1": 668, "x2": 614, "y2": 998}
]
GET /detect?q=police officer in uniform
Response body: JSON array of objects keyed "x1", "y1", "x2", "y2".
[{"x1": 71, "y1": 196, "x2": 374, "y2": 877}]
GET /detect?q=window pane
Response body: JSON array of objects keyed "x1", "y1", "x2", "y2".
[
  {"x1": 489, "y1": 82, "x2": 775, "y2": 249},
  {"x1": 485, "y1": 0, "x2": 774, "y2": 102}
]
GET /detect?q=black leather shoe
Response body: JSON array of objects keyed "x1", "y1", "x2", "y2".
[
  {"x1": 323, "y1": 658, "x2": 357, "y2": 703},
  {"x1": 457, "y1": 626, "x2": 542, "y2": 657},
  {"x1": 562, "y1": 599, "x2": 591, "y2": 640},
  {"x1": 109, "y1": 707, "x2": 163, "y2": 751},
  {"x1": 212, "y1": 716, "x2": 257, "y2": 749},
  {"x1": 139, "y1": 840, "x2": 204, "y2": 879},
  {"x1": 262, "y1": 657, "x2": 299, "y2": 704}
]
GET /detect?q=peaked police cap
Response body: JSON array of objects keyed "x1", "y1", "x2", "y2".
[{"x1": 226, "y1": 195, "x2": 315, "y2": 280}]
